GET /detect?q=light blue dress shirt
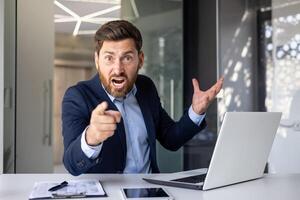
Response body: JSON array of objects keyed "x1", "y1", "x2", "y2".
[{"x1": 81, "y1": 84, "x2": 205, "y2": 173}]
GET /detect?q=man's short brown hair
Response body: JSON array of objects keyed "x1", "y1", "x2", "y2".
[{"x1": 94, "y1": 20, "x2": 143, "y2": 54}]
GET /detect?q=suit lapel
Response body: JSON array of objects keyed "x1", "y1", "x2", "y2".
[
  {"x1": 106, "y1": 100, "x2": 127, "y2": 162},
  {"x1": 135, "y1": 84, "x2": 156, "y2": 147}
]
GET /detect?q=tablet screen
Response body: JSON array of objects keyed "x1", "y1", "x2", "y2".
[{"x1": 123, "y1": 188, "x2": 169, "y2": 198}]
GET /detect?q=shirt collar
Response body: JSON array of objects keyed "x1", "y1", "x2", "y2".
[{"x1": 102, "y1": 84, "x2": 137, "y2": 102}]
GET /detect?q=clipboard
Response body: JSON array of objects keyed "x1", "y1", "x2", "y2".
[{"x1": 29, "y1": 179, "x2": 107, "y2": 199}]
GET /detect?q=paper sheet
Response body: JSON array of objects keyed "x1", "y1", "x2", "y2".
[{"x1": 29, "y1": 179, "x2": 105, "y2": 199}]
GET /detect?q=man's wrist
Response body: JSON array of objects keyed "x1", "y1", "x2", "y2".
[
  {"x1": 85, "y1": 126, "x2": 102, "y2": 146},
  {"x1": 188, "y1": 105, "x2": 206, "y2": 126},
  {"x1": 81, "y1": 126, "x2": 102, "y2": 159}
]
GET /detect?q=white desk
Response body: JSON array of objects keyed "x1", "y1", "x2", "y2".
[{"x1": 1, "y1": 173, "x2": 300, "y2": 200}]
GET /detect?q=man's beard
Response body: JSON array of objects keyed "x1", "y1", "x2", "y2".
[{"x1": 99, "y1": 71, "x2": 138, "y2": 98}]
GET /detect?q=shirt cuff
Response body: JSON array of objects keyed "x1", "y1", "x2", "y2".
[
  {"x1": 81, "y1": 126, "x2": 102, "y2": 159},
  {"x1": 188, "y1": 106, "x2": 206, "y2": 126}
]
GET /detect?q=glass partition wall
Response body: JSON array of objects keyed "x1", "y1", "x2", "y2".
[
  {"x1": 267, "y1": 0, "x2": 300, "y2": 173},
  {"x1": 9, "y1": 0, "x2": 300, "y2": 174},
  {"x1": 3, "y1": 0, "x2": 184, "y2": 173},
  {"x1": 54, "y1": 0, "x2": 183, "y2": 173}
]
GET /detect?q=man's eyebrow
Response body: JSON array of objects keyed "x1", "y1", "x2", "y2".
[
  {"x1": 102, "y1": 51, "x2": 115, "y2": 55},
  {"x1": 102, "y1": 50, "x2": 135, "y2": 55},
  {"x1": 123, "y1": 50, "x2": 135, "y2": 55}
]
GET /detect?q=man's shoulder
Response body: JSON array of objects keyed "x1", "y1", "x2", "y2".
[
  {"x1": 136, "y1": 74, "x2": 156, "y2": 88},
  {"x1": 136, "y1": 74, "x2": 159, "y2": 100}
]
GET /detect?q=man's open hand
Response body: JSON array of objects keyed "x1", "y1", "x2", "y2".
[{"x1": 191, "y1": 77, "x2": 224, "y2": 115}]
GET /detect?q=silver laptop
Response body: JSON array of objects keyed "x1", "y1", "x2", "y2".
[{"x1": 144, "y1": 112, "x2": 282, "y2": 190}]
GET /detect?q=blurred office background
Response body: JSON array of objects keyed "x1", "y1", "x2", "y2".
[{"x1": 1, "y1": 0, "x2": 300, "y2": 174}]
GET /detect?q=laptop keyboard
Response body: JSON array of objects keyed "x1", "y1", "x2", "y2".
[{"x1": 171, "y1": 174, "x2": 207, "y2": 184}]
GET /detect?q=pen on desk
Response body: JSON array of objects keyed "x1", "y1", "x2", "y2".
[{"x1": 48, "y1": 181, "x2": 68, "y2": 192}]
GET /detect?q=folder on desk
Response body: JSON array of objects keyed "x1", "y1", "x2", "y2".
[{"x1": 29, "y1": 179, "x2": 107, "y2": 199}]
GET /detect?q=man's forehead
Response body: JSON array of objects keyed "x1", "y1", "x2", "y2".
[{"x1": 100, "y1": 39, "x2": 137, "y2": 54}]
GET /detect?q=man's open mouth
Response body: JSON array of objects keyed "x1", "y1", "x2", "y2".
[{"x1": 111, "y1": 77, "x2": 126, "y2": 89}]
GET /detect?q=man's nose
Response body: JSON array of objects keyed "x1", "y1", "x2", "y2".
[{"x1": 113, "y1": 59, "x2": 124, "y2": 75}]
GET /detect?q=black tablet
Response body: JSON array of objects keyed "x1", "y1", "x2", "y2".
[{"x1": 121, "y1": 187, "x2": 174, "y2": 200}]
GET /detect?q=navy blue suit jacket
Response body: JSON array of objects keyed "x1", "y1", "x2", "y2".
[{"x1": 62, "y1": 74, "x2": 206, "y2": 175}]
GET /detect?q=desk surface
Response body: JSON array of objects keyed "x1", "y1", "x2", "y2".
[{"x1": 1, "y1": 173, "x2": 300, "y2": 200}]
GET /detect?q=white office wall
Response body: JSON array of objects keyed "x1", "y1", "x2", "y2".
[{"x1": 0, "y1": 0, "x2": 4, "y2": 174}]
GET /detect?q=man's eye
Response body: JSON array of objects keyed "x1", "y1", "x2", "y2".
[
  {"x1": 124, "y1": 56, "x2": 132, "y2": 61},
  {"x1": 104, "y1": 56, "x2": 113, "y2": 61}
]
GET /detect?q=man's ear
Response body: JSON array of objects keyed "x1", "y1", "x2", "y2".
[
  {"x1": 138, "y1": 51, "x2": 144, "y2": 69},
  {"x1": 94, "y1": 51, "x2": 99, "y2": 70}
]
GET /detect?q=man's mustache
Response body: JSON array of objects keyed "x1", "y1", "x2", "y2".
[{"x1": 109, "y1": 74, "x2": 128, "y2": 80}]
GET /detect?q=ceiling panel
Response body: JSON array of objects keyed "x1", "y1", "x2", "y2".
[{"x1": 56, "y1": 0, "x2": 115, "y2": 16}]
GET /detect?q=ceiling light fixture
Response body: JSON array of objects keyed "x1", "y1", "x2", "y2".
[
  {"x1": 73, "y1": 19, "x2": 82, "y2": 36},
  {"x1": 130, "y1": 0, "x2": 139, "y2": 18},
  {"x1": 54, "y1": 0, "x2": 120, "y2": 36},
  {"x1": 54, "y1": 0, "x2": 80, "y2": 19}
]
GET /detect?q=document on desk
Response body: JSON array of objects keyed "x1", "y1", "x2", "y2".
[{"x1": 29, "y1": 179, "x2": 107, "y2": 199}]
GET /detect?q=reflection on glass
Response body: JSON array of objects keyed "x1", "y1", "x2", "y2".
[
  {"x1": 218, "y1": 1, "x2": 256, "y2": 124},
  {"x1": 267, "y1": 0, "x2": 300, "y2": 173}
]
